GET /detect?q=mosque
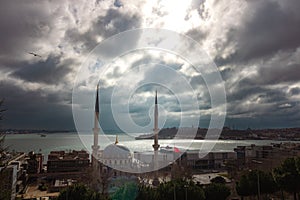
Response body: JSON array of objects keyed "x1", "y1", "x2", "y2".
[{"x1": 90, "y1": 84, "x2": 179, "y2": 192}]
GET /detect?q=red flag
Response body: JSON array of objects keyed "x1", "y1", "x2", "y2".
[{"x1": 174, "y1": 147, "x2": 180, "y2": 153}]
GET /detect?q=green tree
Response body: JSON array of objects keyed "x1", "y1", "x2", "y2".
[
  {"x1": 111, "y1": 182, "x2": 138, "y2": 200},
  {"x1": 274, "y1": 157, "x2": 300, "y2": 200},
  {"x1": 236, "y1": 170, "x2": 277, "y2": 199},
  {"x1": 136, "y1": 179, "x2": 205, "y2": 200},
  {"x1": 57, "y1": 184, "x2": 104, "y2": 200},
  {"x1": 236, "y1": 173, "x2": 253, "y2": 198},
  {"x1": 204, "y1": 183, "x2": 231, "y2": 200},
  {"x1": 136, "y1": 185, "x2": 157, "y2": 200},
  {"x1": 259, "y1": 171, "x2": 278, "y2": 195},
  {"x1": 210, "y1": 176, "x2": 226, "y2": 184},
  {"x1": 159, "y1": 179, "x2": 205, "y2": 200}
]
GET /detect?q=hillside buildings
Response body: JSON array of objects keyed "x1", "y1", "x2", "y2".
[{"x1": 47, "y1": 150, "x2": 89, "y2": 173}]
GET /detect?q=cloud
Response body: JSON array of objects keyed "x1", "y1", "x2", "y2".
[
  {"x1": 10, "y1": 55, "x2": 74, "y2": 85},
  {"x1": 289, "y1": 87, "x2": 300, "y2": 96},
  {"x1": 0, "y1": 80, "x2": 74, "y2": 129},
  {"x1": 257, "y1": 64, "x2": 300, "y2": 85},
  {"x1": 1, "y1": 0, "x2": 300, "y2": 130},
  {"x1": 215, "y1": 0, "x2": 300, "y2": 64},
  {"x1": 64, "y1": 7, "x2": 142, "y2": 53}
]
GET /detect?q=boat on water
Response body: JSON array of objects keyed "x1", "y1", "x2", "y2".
[
  {"x1": 39, "y1": 134, "x2": 47, "y2": 137},
  {"x1": 135, "y1": 133, "x2": 154, "y2": 140}
]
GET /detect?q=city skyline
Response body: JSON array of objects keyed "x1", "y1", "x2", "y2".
[{"x1": 0, "y1": 0, "x2": 300, "y2": 131}]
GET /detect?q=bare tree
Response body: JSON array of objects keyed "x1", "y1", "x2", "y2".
[
  {"x1": 0, "y1": 99, "x2": 5, "y2": 122},
  {"x1": 0, "y1": 99, "x2": 8, "y2": 165}
]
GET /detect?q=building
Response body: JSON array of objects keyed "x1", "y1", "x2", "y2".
[
  {"x1": 100, "y1": 136, "x2": 133, "y2": 173},
  {"x1": 48, "y1": 179, "x2": 77, "y2": 193},
  {"x1": 26, "y1": 151, "x2": 43, "y2": 174},
  {"x1": 0, "y1": 165, "x2": 18, "y2": 200},
  {"x1": 234, "y1": 143, "x2": 300, "y2": 171},
  {"x1": 182, "y1": 150, "x2": 237, "y2": 170},
  {"x1": 0, "y1": 152, "x2": 28, "y2": 200},
  {"x1": 47, "y1": 150, "x2": 89, "y2": 173}
]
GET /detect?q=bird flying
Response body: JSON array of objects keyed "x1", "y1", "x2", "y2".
[{"x1": 28, "y1": 52, "x2": 42, "y2": 57}]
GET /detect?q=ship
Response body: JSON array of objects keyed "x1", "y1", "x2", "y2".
[{"x1": 135, "y1": 133, "x2": 154, "y2": 140}]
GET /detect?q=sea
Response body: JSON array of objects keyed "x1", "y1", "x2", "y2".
[{"x1": 3, "y1": 132, "x2": 297, "y2": 163}]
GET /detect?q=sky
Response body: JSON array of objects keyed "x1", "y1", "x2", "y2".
[{"x1": 0, "y1": 0, "x2": 300, "y2": 131}]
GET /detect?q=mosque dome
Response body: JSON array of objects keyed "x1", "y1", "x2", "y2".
[{"x1": 102, "y1": 136, "x2": 131, "y2": 159}]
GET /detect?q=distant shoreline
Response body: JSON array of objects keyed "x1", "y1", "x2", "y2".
[{"x1": 3, "y1": 127, "x2": 300, "y2": 141}]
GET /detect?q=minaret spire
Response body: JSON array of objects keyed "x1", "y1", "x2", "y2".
[
  {"x1": 92, "y1": 83, "x2": 100, "y2": 160},
  {"x1": 92, "y1": 83, "x2": 101, "y2": 190},
  {"x1": 95, "y1": 84, "x2": 99, "y2": 114},
  {"x1": 152, "y1": 89, "x2": 160, "y2": 186},
  {"x1": 115, "y1": 135, "x2": 119, "y2": 144},
  {"x1": 153, "y1": 89, "x2": 159, "y2": 151},
  {"x1": 155, "y1": 89, "x2": 157, "y2": 105}
]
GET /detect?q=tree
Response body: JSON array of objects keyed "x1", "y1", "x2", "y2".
[
  {"x1": 110, "y1": 182, "x2": 138, "y2": 200},
  {"x1": 274, "y1": 157, "x2": 300, "y2": 200},
  {"x1": 236, "y1": 170, "x2": 277, "y2": 199},
  {"x1": 210, "y1": 176, "x2": 226, "y2": 184},
  {"x1": 0, "y1": 99, "x2": 5, "y2": 122},
  {"x1": 0, "y1": 99, "x2": 8, "y2": 165},
  {"x1": 259, "y1": 171, "x2": 278, "y2": 195},
  {"x1": 236, "y1": 172, "x2": 253, "y2": 198},
  {"x1": 204, "y1": 183, "x2": 231, "y2": 200},
  {"x1": 136, "y1": 185, "x2": 157, "y2": 200},
  {"x1": 57, "y1": 184, "x2": 104, "y2": 200},
  {"x1": 136, "y1": 179, "x2": 205, "y2": 200}
]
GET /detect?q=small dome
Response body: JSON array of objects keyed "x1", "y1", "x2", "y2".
[{"x1": 102, "y1": 143, "x2": 131, "y2": 159}]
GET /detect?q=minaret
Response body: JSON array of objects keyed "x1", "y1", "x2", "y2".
[
  {"x1": 115, "y1": 135, "x2": 119, "y2": 144},
  {"x1": 92, "y1": 84, "x2": 100, "y2": 167},
  {"x1": 153, "y1": 90, "x2": 160, "y2": 151},
  {"x1": 152, "y1": 90, "x2": 160, "y2": 186}
]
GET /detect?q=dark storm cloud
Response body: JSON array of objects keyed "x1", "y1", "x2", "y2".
[
  {"x1": 215, "y1": 0, "x2": 300, "y2": 65},
  {"x1": 225, "y1": 75, "x2": 300, "y2": 129},
  {"x1": 227, "y1": 70, "x2": 290, "y2": 104},
  {"x1": 0, "y1": 80, "x2": 74, "y2": 129},
  {"x1": 10, "y1": 55, "x2": 74, "y2": 85},
  {"x1": 227, "y1": 83, "x2": 265, "y2": 102},
  {"x1": 0, "y1": 0, "x2": 144, "y2": 130},
  {"x1": 0, "y1": 0, "x2": 66, "y2": 66},
  {"x1": 227, "y1": 99, "x2": 300, "y2": 129},
  {"x1": 1, "y1": 0, "x2": 299, "y2": 130},
  {"x1": 0, "y1": 1, "x2": 50, "y2": 55},
  {"x1": 226, "y1": 63, "x2": 300, "y2": 101},
  {"x1": 289, "y1": 87, "x2": 300, "y2": 96},
  {"x1": 0, "y1": 0, "x2": 77, "y2": 129},
  {"x1": 257, "y1": 64, "x2": 300, "y2": 85},
  {"x1": 202, "y1": 0, "x2": 300, "y2": 129}
]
